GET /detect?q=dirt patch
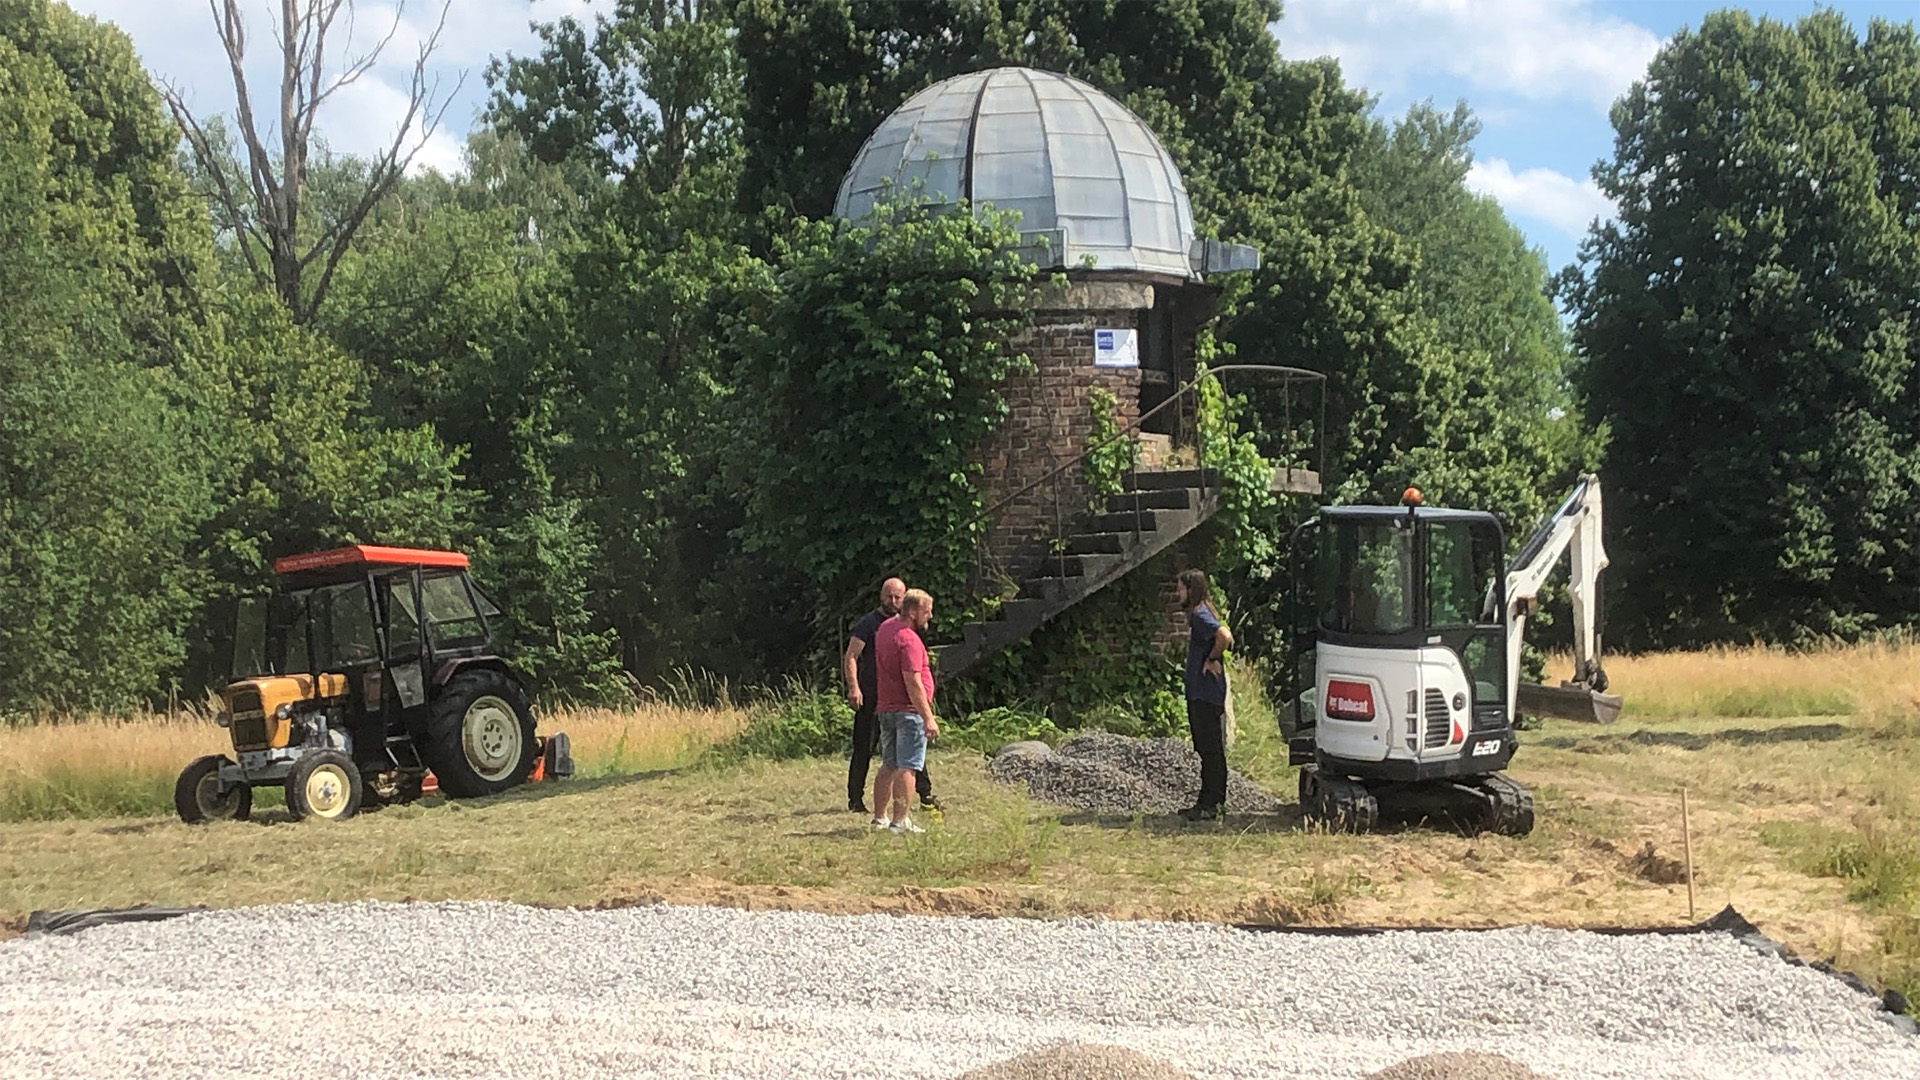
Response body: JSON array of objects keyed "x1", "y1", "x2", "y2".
[
  {"x1": 575, "y1": 877, "x2": 1048, "y2": 920},
  {"x1": 1366, "y1": 1052, "x2": 1556, "y2": 1080},
  {"x1": 1626, "y1": 841, "x2": 1691, "y2": 885},
  {"x1": 0, "y1": 913, "x2": 23, "y2": 942},
  {"x1": 957, "y1": 1044, "x2": 1195, "y2": 1080}
]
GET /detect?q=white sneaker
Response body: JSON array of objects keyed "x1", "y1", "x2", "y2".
[
  {"x1": 889, "y1": 818, "x2": 924, "y2": 834},
  {"x1": 870, "y1": 817, "x2": 891, "y2": 830}
]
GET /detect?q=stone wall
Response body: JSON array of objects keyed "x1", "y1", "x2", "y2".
[{"x1": 975, "y1": 281, "x2": 1151, "y2": 590}]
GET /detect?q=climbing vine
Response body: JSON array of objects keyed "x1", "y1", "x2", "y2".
[
  {"x1": 1081, "y1": 385, "x2": 1136, "y2": 500},
  {"x1": 725, "y1": 200, "x2": 1037, "y2": 663}
]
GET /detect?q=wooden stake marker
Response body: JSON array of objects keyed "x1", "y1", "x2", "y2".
[{"x1": 1682, "y1": 787, "x2": 1696, "y2": 922}]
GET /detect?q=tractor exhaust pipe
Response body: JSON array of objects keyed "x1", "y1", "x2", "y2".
[{"x1": 1517, "y1": 681, "x2": 1623, "y2": 725}]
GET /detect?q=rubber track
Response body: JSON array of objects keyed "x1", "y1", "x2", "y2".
[
  {"x1": 1473, "y1": 772, "x2": 1535, "y2": 836},
  {"x1": 1315, "y1": 775, "x2": 1379, "y2": 833}
]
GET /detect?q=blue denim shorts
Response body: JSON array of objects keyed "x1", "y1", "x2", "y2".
[{"x1": 878, "y1": 711, "x2": 927, "y2": 770}]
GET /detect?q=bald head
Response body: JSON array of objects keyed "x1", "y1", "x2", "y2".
[{"x1": 879, "y1": 577, "x2": 906, "y2": 616}]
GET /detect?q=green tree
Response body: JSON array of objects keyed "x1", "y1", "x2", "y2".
[
  {"x1": 1352, "y1": 101, "x2": 1595, "y2": 525},
  {"x1": 1565, "y1": 10, "x2": 1920, "y2": 646},
  {"x1": 0, "y1": 0, "x2": 210, "y2": 711}
]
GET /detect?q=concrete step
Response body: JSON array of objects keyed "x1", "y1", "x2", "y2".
[
  {"x1": 1089, "y1": 509, "x2": 1165, "y2": 534},
  {"x1": 1064, "y1": 531, "x2": 1138, "y2": 556},
  {"x1": 990, "y1": 597, "x2": 1050, "y2": 627},
  {"x1": 1129, "y1": 468, "x2": 1221, "y2": 491},
  {"x1": 1027, "y1": 552, "x2": 1124, "y2": 580},
  {"x1": 1102, "y1": 488, "x2": 1194, "y2": 513}
]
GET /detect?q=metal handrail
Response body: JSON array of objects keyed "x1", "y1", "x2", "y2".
[{"x1": 829, "y1": 362, "x2": 1327, "y2": 642}]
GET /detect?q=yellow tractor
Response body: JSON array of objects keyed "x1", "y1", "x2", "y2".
[{"x1": 175, "y1": 545, "x2": 571, "y2": 823}]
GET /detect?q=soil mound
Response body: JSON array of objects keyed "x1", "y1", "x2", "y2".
[
  {"x1": 1365, "y1": 1051, "x2": 1557, "y2": 1080},
  {"x1": 956, "y1": 1043, "x2": 1196, "y2": 1080}
]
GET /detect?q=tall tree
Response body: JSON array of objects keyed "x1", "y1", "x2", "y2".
[
  {"x1": 1565, "y1": 10, "x2": 1920, "y2": 646},
  {"x1": 1351, "y1": 101, "x2": 1594, "y2": 525},
  {"x1": 0, "y1": 0, "x2": 210, "y2": 711},
  {"x1": 163, "y1": 0, "x2": 457, "y2": 323}
]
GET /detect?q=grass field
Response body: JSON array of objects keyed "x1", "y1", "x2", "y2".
[{"x1": 1, "y1": 644, "x2": 1916, "y2": 1010}]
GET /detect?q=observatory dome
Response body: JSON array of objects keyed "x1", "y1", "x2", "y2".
[{"x1": 833, "y1": 67, "x2": 1208, "y2": 280}]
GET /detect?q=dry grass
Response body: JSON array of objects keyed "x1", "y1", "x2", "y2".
[
  {"x1": 1548, "y1": 638, "x2": 1920, "y2": 721},
  {"x1": 0, "y1": 702, "x2": 749, "y2": 823},
  {"x1": 546, "y1": 702, "x2": 750, "y2": 775}
]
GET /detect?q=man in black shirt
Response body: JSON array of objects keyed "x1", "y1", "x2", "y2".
[{"x1": 842, "y1": 577, "x2": 939, "y2": 813}]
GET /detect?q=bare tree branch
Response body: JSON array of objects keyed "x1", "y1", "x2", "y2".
[
  {"x1": 166, "y1": 0, "x2": 457, "y2": 323},
  {"x1": 303, "y1": 4, "x2": 461, "y2": 322},
  {"x1": 161, "y1": 82, "x2": 269, "y2": 283}
]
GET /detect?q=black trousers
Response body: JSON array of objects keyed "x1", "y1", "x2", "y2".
[
  {"x1": 1187, "y1": 698, "x2": 1228, "y2": 810},
  {"x1": 848, "y1": 703, "x2": 932, "y2": 805}
]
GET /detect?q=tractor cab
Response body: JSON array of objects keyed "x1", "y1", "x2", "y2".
[
  {"x1": 1285, "y1": 503, "x2": 1515, "y2": 782},
  {"x1": 232, "y1": 546, "x2": 499, "y2": 706},
  {"x1": 178, "y1": 545, "x2": 564, "y2": 825}
]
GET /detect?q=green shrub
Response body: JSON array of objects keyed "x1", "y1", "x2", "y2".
[
  {"x1": 716, "y1": 691, "x2": 851, "y2": 762},
  {"x1": 943, "y1": 705, "x2": 1064, "y2": 752}
]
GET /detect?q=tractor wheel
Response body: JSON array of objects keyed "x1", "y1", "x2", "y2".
[
  {"x1": 285, "y1": 750, "x2": 363, "y2": 822},
  {"x1": 175, "y1": 755, "x2": 251, "y2": 824},
  {"x1": 1297, "y1": 765, "x2": 1320, "y2": 807},
  {"x1": 425, "y1": 669, "x2": 537, "y2": 798}
]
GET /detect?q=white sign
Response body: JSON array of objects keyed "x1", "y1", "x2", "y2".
[{"x1": 1093, "y1": 328, "x2": 1138, "y2": 368}]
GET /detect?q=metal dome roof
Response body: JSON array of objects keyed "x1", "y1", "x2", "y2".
[{"x1": 835, "y1": 67, "x2": 1240, "y2": 281}]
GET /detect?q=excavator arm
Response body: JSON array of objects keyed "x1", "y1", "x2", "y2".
[{"x1": 1504, "y1": 475, "x2": 1623, "y2": 724}]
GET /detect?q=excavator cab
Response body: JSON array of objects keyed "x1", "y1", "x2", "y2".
[{"x1": 1285, "y1": 506, "x2": 1516, "y2": 782}]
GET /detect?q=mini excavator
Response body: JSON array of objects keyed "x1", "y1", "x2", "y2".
[{"x1": 1283, "y1": 475, "x2": 1619, "y2": 835}]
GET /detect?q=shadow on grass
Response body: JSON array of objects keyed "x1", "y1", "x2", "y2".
[
  {"x1": 1535, "y1": 723, "x2": 1850, "y2": 753},
  {"x1": 1058, "y1": 808, "x2": 1306, "y2": 834},
  {"x1": 133, "y1": 765, "x2": 698, "y2": 831},
  {"x1": 1056, "y1": 802, "x2": 1528, "y2": 840}
]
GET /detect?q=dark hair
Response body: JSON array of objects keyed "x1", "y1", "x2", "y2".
[{"x1": 1176, "y1": 568, "x2": 1212, "y2": 613}]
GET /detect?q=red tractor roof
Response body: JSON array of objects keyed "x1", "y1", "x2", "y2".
[{"x1": 273, "y1": 545, "x2": 470, "y2": 576}]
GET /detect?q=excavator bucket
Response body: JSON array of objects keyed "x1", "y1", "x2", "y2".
[{"x1": 1518, "y1": 681, "x2": 1623, "y2": 725}]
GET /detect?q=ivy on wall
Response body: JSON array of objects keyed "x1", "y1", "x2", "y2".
[{"x1": 722, "y1": 201, "x2": 1038, "y2": 668}]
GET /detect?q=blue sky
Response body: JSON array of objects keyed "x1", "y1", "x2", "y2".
[
  {"x1": 1277, "y1": 0, "x2": 1920, "y2": 274},
  {"x1": 61, "y1": 1, "x2": 1920, "y2": 276}
]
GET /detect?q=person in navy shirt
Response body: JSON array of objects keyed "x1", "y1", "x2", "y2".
[
  {"x1": 841, "y1": 578, "x2": 938, "y2": 813},
  {"x1": 1176, "y1": 568, "x2": 1233, "y2": 821}
]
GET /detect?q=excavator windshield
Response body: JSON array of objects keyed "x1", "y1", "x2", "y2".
[{"x1": 1314, "y1": 510, "x2": 1503, "y2": 637}]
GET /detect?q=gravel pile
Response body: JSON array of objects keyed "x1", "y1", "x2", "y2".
[
  {"x1": 958, "y1": 1044, "x2": 1197, "y2": 1080},
  {"x1": 1365, "y1": 1052, "x2": 1552, "y2": 1080},
  {"x1": 987, "y1": 732, "x2": 1282, "y2": 814},
  {"x1": 3, "y1": 900, "x2": 1915, "y2": 1079}
]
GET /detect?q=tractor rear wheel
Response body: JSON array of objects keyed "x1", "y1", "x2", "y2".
[
  {"x1": 175, "y1": 755, "x2": 251, "y2": 824},
  {"x1": 285, "y1": 750, "x2": 363, "y2": 822},
  {"x1": 425, "y1": 669, "x2": 537, "y2": 798}
]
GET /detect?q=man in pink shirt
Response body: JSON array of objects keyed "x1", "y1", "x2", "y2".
[{"x1": 871, "y1": 588, "x2": 939, "y2": 833}]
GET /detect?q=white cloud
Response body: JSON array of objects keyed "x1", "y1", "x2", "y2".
[
  {"x1": 1466, "y1": 158, "x2": 1614, "y2": 237},
  {"x1": 61, "y1": 0, "x2": 612, "y2": 175},
  {"x1": 1276, "y1": 0, "x2": 1661, "y2": 113}
]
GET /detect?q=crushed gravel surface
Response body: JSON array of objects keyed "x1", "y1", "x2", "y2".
[
  {"x1": 987, "y1": 732, "x2": 1282, "y2": 814},
  {"x1": 3, "y1": 901, "x2": 1915, "y2": 1079}
]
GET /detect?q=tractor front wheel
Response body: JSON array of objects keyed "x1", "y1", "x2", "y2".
[
  {"x1": 285, "y1": 750, "x2": 364, "y2": 822},
  {"x1": 425, "y1": 669, "x2": 538, "y2": 798},
  {"x1": 175, "y1": 755, "x2": 251, "y2": 824}
]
